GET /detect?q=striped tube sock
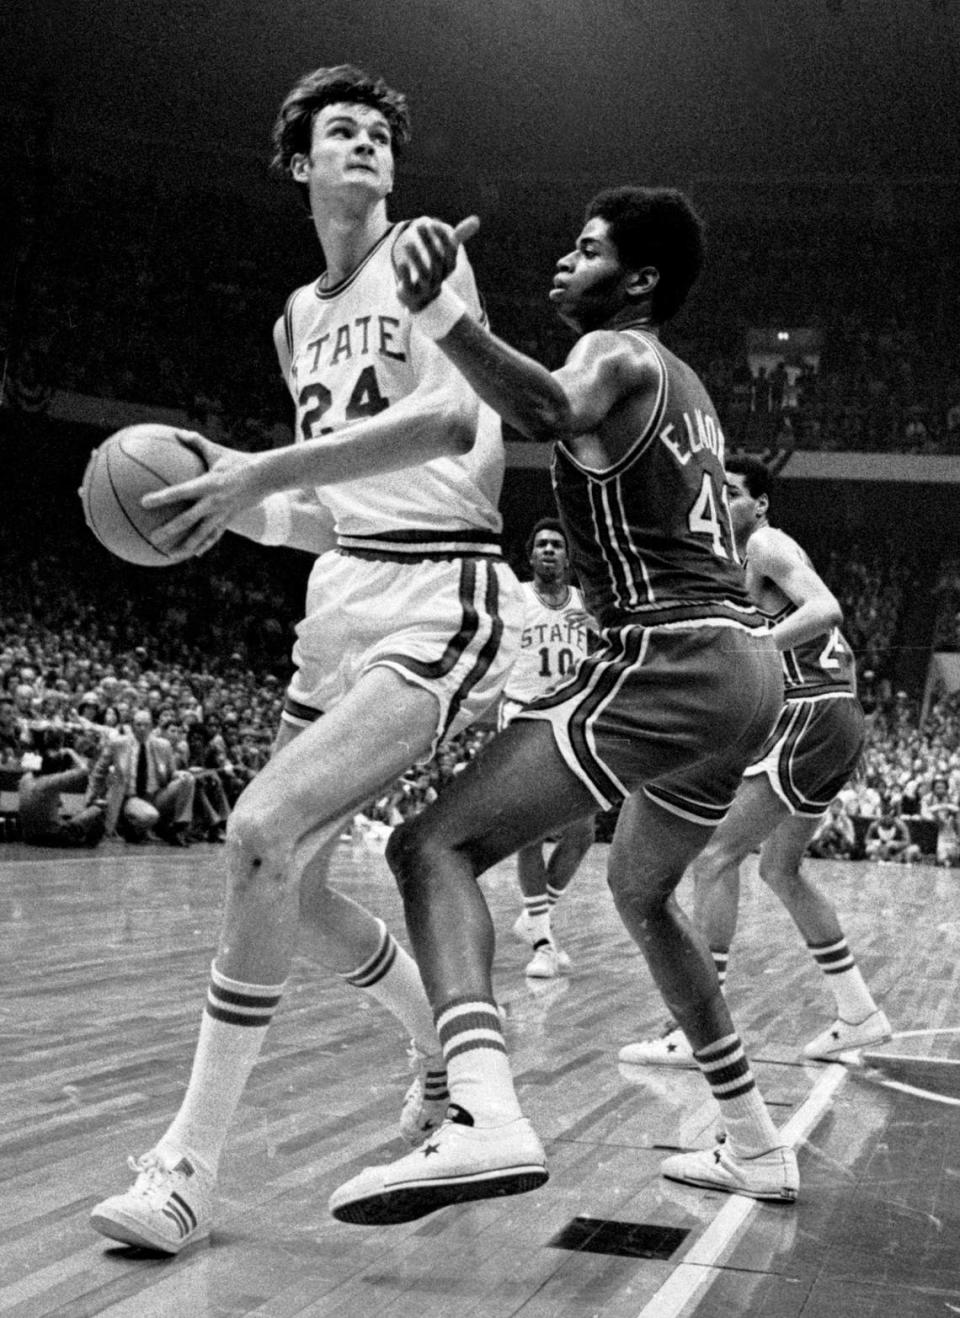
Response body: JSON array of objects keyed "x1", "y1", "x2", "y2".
[
  {"x1": 545, "y1": 883, "x2": 565, "y2": 909},
  {"x1": 711, "y1": 948, "x2": 729, "y2": 990},
  {"x1": 436, "y1": 997, "x2": 523, "y2": 1125},
  {"x1": 523, "y1": 895, "x2": 552, "y2": 947},
  {"x1": 157, "y1": 962, "x2": 284, "y2": 1174},
  {"x1": 694, "y1": 1033, "x2": 780, "y2": 1158},
  {"x1": 341, "y1": 919, "x2": 441, "y2": 1054},
  {"x1": 807, "y1": 938, "x2": 877, "y2": 1022}
]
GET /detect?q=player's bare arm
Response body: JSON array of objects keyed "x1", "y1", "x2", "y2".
[
  {"x1": 395, "y1": 215, "x2": 651, "y2": 443},
  {"x1": 144, "y1": 351, "x2": 477, "y2": 555},
  {"x1": 749, "y1": 526, "x2": 843, "y2": 651}
]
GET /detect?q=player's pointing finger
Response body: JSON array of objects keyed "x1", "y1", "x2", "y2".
[{"x1": 453, "y1": 215, "x2": 480, "y2": 245}]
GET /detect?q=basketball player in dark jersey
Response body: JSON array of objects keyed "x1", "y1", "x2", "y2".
[
  {"x1": 329, "y1": 187, "x2": 799, "y2": 1225},
  {"x1": 620, "y1": 456, "x2": 889, "y2": 1067}
]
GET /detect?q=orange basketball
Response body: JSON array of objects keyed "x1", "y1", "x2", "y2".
[{"x1": 79, "y1": 424, "x2": 209, "y2": 567}]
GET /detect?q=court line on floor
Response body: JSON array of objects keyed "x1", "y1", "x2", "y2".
[{"x1": 635, "y1": 1062, "x2": 848, "y2": 1318}]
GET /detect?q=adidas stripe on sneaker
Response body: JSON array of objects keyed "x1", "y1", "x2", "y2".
[{"x1": 90, "y1": 1151, "x2": 214, "y2": 1254}]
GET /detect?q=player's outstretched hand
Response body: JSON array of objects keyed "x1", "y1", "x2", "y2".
[
  {"x1": 142, "y1": 439, "x2": 259, "y2": 558},
  {"x1": 394, "y1": 215, "x2": 480, "y2": 312}
]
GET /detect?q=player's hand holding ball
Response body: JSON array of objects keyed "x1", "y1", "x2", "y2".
[
  {"x1": 141, "y1": 433, "x2": 263, "y2": 559},
  {"x1": 79, "y1": 423, "x2": 262, "y2": 564}
]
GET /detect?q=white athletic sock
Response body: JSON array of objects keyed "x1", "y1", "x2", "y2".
[
  {"x1": 523, "y1": 894, "x2": 552, "y2": 947},
  {"x1": 545, "y1": 883, "x2": 565, "y2": 908},
  {"x1": 694, "y1": 1033, "x2": 781, "y2": 1158},
  {"x1": 158, "y1": 962, "x2": 284, "y2": 1175},
  {"x1": 437, "y1": 997, "x2": 522, "y2": 1125},
  {"x1": 341, "y1": 919, "x2": 440, "y2": 1054},
  {"x1": 807, "y1": 938, "x2": 877, "y2": 1021}
]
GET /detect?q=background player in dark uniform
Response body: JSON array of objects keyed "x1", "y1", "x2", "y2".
[
  {"x1": 329, "y1": 186, "x2": 798, "y2": 1226},
  {"x1": 620, "y1": 455, "x2": 889, "y2": 1067}
]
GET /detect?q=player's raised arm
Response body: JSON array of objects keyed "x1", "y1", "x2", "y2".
[
  {"x1": 750, "y1": 527, "x2": 843, "y2": 651},
  {"x1": 394, "y1": 215, "x2": 649, "y2": 443}
]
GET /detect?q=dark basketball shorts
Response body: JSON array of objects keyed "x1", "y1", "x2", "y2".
[
  {"x1": 742, "y1": 692, "x2": 865, "y2": 816},
  {"x1": 513, "y1": 621, "x2": 783, "y2": 827}
]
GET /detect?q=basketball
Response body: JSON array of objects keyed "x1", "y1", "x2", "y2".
[{"x1": 79, "y1": 424, "x2": 209, "y2": 567}]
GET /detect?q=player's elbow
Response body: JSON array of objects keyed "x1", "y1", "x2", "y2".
[
  {"x1": 512, "y1": 392, "x2": 576, "y2": 444},
  {"x1": 823, "y1": 595, "x2": 843, "y2": 630},
  {"x1": 433, "y1": 406, "x2": 477, "y2": 456}
]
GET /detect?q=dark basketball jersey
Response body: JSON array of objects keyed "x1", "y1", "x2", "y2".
[
  {"x1": 767, "y1": 602, "x2": 857, "y2": 700},
  {"x1": 551, "y1": 328, "x2": 759, "y2": 629}
]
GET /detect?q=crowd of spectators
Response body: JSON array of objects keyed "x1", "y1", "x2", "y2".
[
  {"x1": 0, "y1": 523, "x2": 958, "y2": 864},
  {"x1": 0, "y1": 523, "x2": 501, "y2": 849}
]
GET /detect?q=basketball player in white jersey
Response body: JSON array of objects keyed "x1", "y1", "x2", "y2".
[
  {"x1": 90, "y1": 65, "x2": 524, "y2": 1254},
  {"x1": 502, "y1": 518, "x2": 596, "y2": 977}
]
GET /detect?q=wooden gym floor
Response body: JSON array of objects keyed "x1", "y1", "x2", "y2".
[{"x1": 2, "y1": 834, "x2": 960, "y2": 1317}]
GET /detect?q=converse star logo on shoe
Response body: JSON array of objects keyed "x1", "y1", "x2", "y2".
[
  {"x1": 831, "y1": 1029, "x2": 841, "y2": 1041},
  {"x1": 713, "y1": 1149, "x2": 723, "y2": 1165},
  {"x1": 422, "y1": 1141, "x2": 441, "y2": 1158}
]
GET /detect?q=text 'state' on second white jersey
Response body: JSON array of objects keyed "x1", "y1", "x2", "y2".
[
  {"x1": 277, "y1": 224, "x2": 504, "y2": 545},
  {"x1": 503, "y1": 581, "x2": 592, "y2": 704}
]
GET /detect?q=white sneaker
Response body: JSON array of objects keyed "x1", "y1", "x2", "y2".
[
  {"x1": 618, "y1": 1026, "x2": 696, "y2": 1068},
  {"x1": 512, "y1": 913, "x2": 571, "y2": 969},
  {"x1": 90, "y1": 1150, "x2": 214, "y2": 1253},
  {"x1": 329, "y1": 1111, "x2": 548, "y2": 1225},
  {"x1": 661, "y1": 1143, "x2": 798, "y2": 1202},
  {"x1": 525, "y1": 942, "x2": 562, "y2": 978},
  {"x1": 802, "y1": 1009, "x2": 892, "y2": 1060},
  {"x1": 399, "y1": 1041, "x2": 449, "y2": 1145}
]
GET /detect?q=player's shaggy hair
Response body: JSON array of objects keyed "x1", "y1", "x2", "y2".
[
  {"x1": 271, "y1": 64, "x2": 411, "y2": 177},
  {"x1": 585, "y1": 186, "x2": 705, "y2": 323}
]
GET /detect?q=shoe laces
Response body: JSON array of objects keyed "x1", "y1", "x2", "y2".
[
  {"x1": 125, "y1": 1151, "x2": 174, "y2": 1200},
  {"x1": 406, "y1": 1039, "x2": 445, "y2": 1076}
]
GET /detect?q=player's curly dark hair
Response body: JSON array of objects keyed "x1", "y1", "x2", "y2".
[
  {"x1": 585, "y1": 186, "x2": 705, "y2": 323},
  {"x1": 271, "y1": 64, "x2": 411, "y2": 177},
  {"x1": 525, "y1": 517, "x2": 569, "y2": 561}
]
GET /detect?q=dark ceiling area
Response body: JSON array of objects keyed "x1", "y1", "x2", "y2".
[{"x1": 4, "y1": 0, "x2": 959, "y2": 183}]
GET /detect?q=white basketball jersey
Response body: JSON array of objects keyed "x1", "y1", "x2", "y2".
[
  {"x1": 503, "y1": 581, "x2": 591, "y2": 704},
  {"x1": 279, "y1": 224, "x2": 503, "y2": 551}
]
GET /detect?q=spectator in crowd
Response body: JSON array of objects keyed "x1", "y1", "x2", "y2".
[
  {"x1": 920, "y1": 776, "x2": 960, "y2": 867},
  {"x1": 17, "y1": 724, "x2": 106, "y2": 848},
  {"x1": 863, "y1": 804, "x2": 920, "y2": 864},
  {"x1": 807, "y1": 797, "x2": 858, "y2": 860},
  {"x1": 182, "y1": 724, "x2": 230, "y2": 843},
  {"x1": 0, "y1": 697, "x2": 23, "y2": 766},
  {"x1": 87, "y1": 708, "x2": 195, "y2": 846}
]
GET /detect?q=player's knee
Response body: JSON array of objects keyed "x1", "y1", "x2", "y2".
[
  {"x1": 225, "y1": 797, "x2": 292, "y2": 887},
  {"x1": 697, "y1": 833, "x2": 748, "y2": 880},
  {"x1": 385, "y1": 817, "x2": 421, "y2": 890},
  {"x1": 387, "y1": 814, "x2": 489, "y2": 894},
  {"x1": 386, "y1": 815, "x2": 439, "y2": 891},
  {"x1": 757, "y1": 851, "x2": 801, "y2": 894},
  {"x1": 606, "y1": 852, "x2": 671, "y2": 920}
]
